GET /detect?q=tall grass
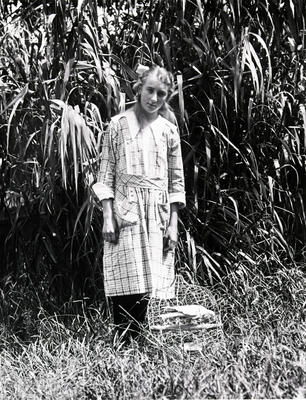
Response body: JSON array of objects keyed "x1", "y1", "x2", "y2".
[{"x1": 0, "y1": 0, "x2": 305, "y2": 311}]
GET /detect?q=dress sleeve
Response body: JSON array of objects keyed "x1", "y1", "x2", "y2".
[
  {"x1": 168, "y1": 126, "x2": 186, "y2": 208},
  {"x1": 92, "y1": 120, "x2": 117, "y2": 200}
]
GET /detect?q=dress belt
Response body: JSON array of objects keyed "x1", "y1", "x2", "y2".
[{"x1": 116, "y1": 173, "x2": 167, "y2": 191}]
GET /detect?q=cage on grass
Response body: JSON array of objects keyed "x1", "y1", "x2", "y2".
[{"x1": 147, "y1": 274, "x2": 224, "y2": 351}]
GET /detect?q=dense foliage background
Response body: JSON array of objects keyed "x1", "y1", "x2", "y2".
[{"x1": 0, "y1": 0, "x2": 305, "y2": 327}]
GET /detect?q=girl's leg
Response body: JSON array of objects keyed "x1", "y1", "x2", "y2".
[{"x1": 111, "y1": 293, "x2": 148, "y2": 340}]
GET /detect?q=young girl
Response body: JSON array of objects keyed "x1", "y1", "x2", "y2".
[{"x1": 93, "y1": 65, "x2": 185, "y2": 341}]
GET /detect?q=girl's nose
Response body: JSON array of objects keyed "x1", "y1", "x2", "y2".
[{"x1": 151, "y1": 91, "x2": 157, "y2": 102}]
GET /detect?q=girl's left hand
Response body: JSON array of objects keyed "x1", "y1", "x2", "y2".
[{"x1": 163, "y1": 224, "x2": 178, "y2": 251}]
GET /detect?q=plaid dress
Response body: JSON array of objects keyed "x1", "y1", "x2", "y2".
[{"x1": 93, "y1": 109, "x2": 185, "y2": 299}]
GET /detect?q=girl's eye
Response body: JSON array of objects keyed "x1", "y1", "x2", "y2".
[{"x1": 158, "y1": 91, "x2": 167, "y2": 97}]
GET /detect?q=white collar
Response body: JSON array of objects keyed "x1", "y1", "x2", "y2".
[{"x1": 125, "y1": 109, "x2": 164, "y2": 141}]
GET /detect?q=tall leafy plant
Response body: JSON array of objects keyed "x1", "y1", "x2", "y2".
[
  {"x1": 0, "y1": 0, "x2": 305, "y2": 320},
  {"x1": 97, "y1": 0, "x2": 306, "y2": 281},
  {"x1": 0, "y1": 1, "x2": 122, "y2": 311}
]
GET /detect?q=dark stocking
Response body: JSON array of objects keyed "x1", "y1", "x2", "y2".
[{"x1": 111, "y1": 293, "x2": 149, "y2": 342}]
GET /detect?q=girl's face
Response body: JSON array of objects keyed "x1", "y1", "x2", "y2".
[{"x1": 139, "y1": 72, "x2": 169, "y2": 116}]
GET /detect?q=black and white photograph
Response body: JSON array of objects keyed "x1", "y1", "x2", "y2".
[{"x1": 0, "y1": 1, "x2": 305, "y2": 398}]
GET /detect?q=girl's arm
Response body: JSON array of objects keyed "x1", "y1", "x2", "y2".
[
  {"x1": 165, "y1": 125, "x2": 186, "y2": 250},
  {"x1": 92, "y1": 121, "x2": 117, "y2": 201},
  {"x1": 169, "y1": 202, "x2": 179, "y2": 228},
  {"x1": 92, "y1": 121, "x2": 119, "y2": 243},
  {"x1": 167, "y1": 127, "x2": 185, "y2": 208},
  {"x1": 164, "y1": 203, "x2": 179, "y2": 250}
]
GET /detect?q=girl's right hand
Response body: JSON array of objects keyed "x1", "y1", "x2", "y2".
[
  {"x1": 102, "y1": 199, "x2": 119, "y2": 243},
  {"x1": 102, "y1": 215, "x2": 119, "y2": 244}
]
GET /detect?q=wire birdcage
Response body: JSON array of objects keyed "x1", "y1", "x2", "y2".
[{"x1": 147, "y1": 275, "x2": 224, "y2": 350}]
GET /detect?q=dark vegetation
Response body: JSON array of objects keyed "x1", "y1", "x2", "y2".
[{"x1": 0, "y1": 0, "x2": 305, "y2": 336}]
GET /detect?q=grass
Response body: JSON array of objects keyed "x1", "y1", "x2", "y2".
[
  {"x1": 0, "y1": 4, "x2": 305, "y2": 398},
  {"x1": 0, "y1": 267, "x2": 305, "y2": 399}
]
